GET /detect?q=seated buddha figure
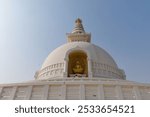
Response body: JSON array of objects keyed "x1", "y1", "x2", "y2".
[{"x1": 73, "y1": 61, "x2": 84, "y2": 74}]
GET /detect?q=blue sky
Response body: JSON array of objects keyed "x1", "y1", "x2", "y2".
[{"x1": 0, "y1": 0, "x2": 150, "y2": 83}]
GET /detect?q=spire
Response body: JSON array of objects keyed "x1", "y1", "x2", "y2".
[
  {"x1": 72, "y1": 18, "x2": 85, "y2": 34},
  {"x1": 67, "y1": 18, "x2": 91, "y2": 43}
]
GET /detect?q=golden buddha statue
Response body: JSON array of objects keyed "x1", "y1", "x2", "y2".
[{"x1": 73, "y1": 61, "x2": 84, "y2": 74}]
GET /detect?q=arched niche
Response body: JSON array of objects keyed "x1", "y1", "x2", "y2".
[{"x1": 68, "y1": 50, "x2": 88, "y2": 77}]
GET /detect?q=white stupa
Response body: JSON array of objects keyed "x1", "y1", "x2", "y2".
[{"x1": 0, "y1": 19, "x2": 150, "y2": 100}]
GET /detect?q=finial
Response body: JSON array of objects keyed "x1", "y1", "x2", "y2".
[
  {"x1": 75, "y1": 18, "x2": 82, "y2": 24},
  {"x1": 67, "y1": 18, "x2": 91, "y2": 43},
  {"x1": 72, "y1": 18, "x2": 85, "y2": 34}
]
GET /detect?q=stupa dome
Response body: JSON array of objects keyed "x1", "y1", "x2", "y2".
[
  {"x1": 41, "y1": 42, "x2": 117, "y2": 69},
  {"x1": 36, "y1": 18, "x2": 125, "y2": 80}
]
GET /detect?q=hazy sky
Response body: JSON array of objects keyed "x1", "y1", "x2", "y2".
[{"x1": 0, "y1": 0, "x2": 150, "y2": 83}]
